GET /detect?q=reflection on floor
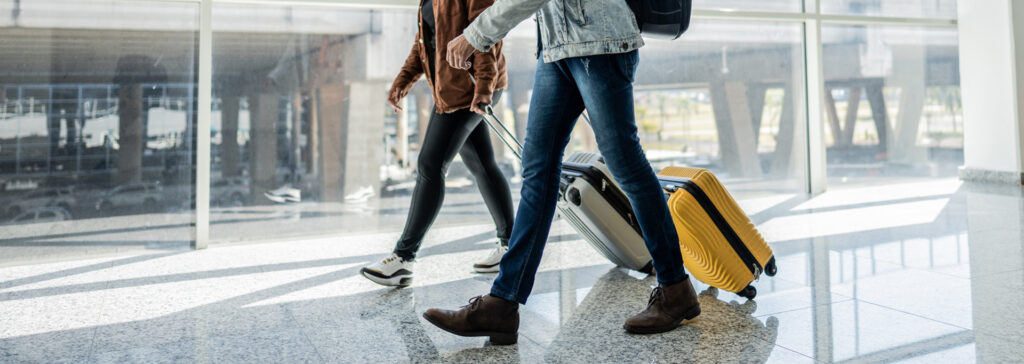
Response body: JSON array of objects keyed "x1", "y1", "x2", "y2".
[{"x1": 0, "y1": 179, "x2": 1022, "y2": 363}]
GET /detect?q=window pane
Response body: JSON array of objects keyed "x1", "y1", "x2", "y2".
[
  {"x1": 693, "y1": 0, "x2": 802, "y2": 13},
  {"x1": 634, "y1": 20, "x2": 808, "y2": 197},
  {"x1": 821, "y1": 0, "x2": 957, "y2": 19},
  {"x1": 822, "y1": 25, "x2": 962, "y2": 185},
  {"x1": 208, "y1": 4, "x2": 808, "y2": 243},
  {"x1": 0, "y1": 0, "x2": 197, "y2": 264},
  {"x1": 210, "y1": 5, "x2": 457, "y2": 241}
]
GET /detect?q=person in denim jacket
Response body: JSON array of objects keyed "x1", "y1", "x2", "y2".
[{"x1": 421, "y1": 0, "x2": 702, "y2": 345}]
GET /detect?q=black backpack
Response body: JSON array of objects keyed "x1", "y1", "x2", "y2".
[{"x1": 626, "y1": 0, "x2": 693, "y2": 40}]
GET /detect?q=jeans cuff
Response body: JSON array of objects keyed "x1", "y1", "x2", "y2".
[
  {"x1": 656, "y1": 270, "x2": 689, "y2": 287},
  {"x1": 489, "y1": 286, "x2": 521, "y2": 304},
  {"x1": 392, "y1": 250, "x2": 415, "y2": 261}
]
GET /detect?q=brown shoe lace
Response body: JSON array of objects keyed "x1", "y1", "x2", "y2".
[{"x1": 462, "y1": 295, "x2": 484, "y2": 311}]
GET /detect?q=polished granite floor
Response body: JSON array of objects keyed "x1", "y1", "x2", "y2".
[{"x1": 1, "y1": 178, "x2": 1022, "y2": 363}]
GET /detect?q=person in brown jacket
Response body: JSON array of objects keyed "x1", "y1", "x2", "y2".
[{"x1": 360, "y1": 0, "x2": 514, "y2": 287}]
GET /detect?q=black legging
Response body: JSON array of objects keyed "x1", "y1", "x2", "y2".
[{"x1": 393, "y1": 92, "x2": 514, "y2": 260}]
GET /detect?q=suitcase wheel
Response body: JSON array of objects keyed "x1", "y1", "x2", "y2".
[
  {"x1": 639, "y1": 262, "x2": 654, "y2": 275},
  {"x1": 739, "y1": 285, "x2": 757, "y2": 300},
  {"x1": 765, "y1": 257, "x2": 778, "y2": 277}
]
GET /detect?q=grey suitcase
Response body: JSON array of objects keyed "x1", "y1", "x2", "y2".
[{"x1": 480, "y1": 107, "x2": 653, "y2": 273}]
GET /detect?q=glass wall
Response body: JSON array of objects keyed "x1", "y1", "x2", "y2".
[
  {"x1": 633, "y1": 20, "x2": 807, "y2": 198},
  {"x1": 821, "y1": 0, "x2": 958, "y2": 19},
  {"x1": 821, "y1": 25, "x2": 961, "y2": 185},
  {"x1": 0, "y1": 0, "x2": 197, "y2": 264},
  {"x1": 207, "y1": 5, "x2": 458, "y2": 242},
  {"x1": 0, "y1": 0, "x2": 962, "y2": 260}
]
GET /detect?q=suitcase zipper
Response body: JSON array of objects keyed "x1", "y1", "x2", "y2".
[{"x1": 663, "y1": 177, "x2": 763, "y2": 279}]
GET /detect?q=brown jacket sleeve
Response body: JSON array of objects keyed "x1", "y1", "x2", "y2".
[
  {"x1": 391, "y1": 36, "x2": 425, "y2": 97},
  {"x1": 467, "y1": 0, "x2": 501, "y2": 99}
]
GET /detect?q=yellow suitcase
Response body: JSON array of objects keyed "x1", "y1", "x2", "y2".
[{"x1": 658, "y1": 166, "x2": 777, "y2": 299}]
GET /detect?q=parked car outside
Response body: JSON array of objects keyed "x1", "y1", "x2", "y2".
[
  {"x1": 1, "y1": 187, "x2": 76, "y2": 218},
  {"x1": 94, "y1": 183, "x2": 164, "y2": 213},
  {"x1": 4, "y1": 206, "x2": 72, "y2": 225},
  {"x1": 211, "y1": 177, "x2": 249, "y2": 206}
]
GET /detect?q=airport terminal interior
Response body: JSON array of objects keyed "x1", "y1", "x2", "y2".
[{"x1": 1, "y1": 0, "x2": 1023, "y2": 362}]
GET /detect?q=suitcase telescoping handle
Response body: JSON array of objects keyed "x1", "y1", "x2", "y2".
[
  {"x1": 478, "y1": 104, "x2": 593, "y2": 163},
  {"x1": 480, "y1": 104, "x2": 524, "y2": 162}
]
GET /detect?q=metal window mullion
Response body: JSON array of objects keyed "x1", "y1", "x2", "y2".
[
  {"x1": 804, "y1": 0, "x2": 827, "y2": 195},
  {"x1": 194, "y1": 0, "x2": 212, "y2": 249}
]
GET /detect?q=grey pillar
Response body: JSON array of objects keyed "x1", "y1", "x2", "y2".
[
  {"x1": 710, "y1": 81, "x2": 763, "y2": 178},
  {"x1": 340, "y1": 81, "x2": 385, "y2": 199},
  {"x1": 248, "y1": 93, "x2": 279, "y2": 205},
  {"x1": 771, "y1": 86, "x2": 798, "y2": 179},
  {"x1": 842, "y1": 87, "x2": 862, "y2": 147},
  {"x1": 220, "y1": 95, "x2": 240, "y2": 177},
  {"x1": 413, "y1": 85, "x2": 432, "y2": 150},
  {"x1": 317, "y1": 84, "x2": 346, "y2": 202},
  {"x1": 512, "y1": 87, "x2": 530, "y2": 144},
  {"x1": 116, "y1": 84, "x2": 144, "y2": 184},
  {"x1": 865, "y1": 82, "x2": 890, "y2": 152},
  {"x1": 889, "y1": 46, "x2": 929, "y2": 168}
]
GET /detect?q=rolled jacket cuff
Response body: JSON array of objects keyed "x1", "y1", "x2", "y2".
[
  {"x1": 473, "y1": 83, "x2": 493, "y2": 98},
  {"x1": 463, "y1": 25, "x2": 493, "y2": 52}
]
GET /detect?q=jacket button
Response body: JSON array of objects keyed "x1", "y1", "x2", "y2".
[{"x1": 621, "y1": 43, "x2": 628, "y2": 49}]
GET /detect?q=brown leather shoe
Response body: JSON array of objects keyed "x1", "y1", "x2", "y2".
[
  {"x1": 423, "y1": 294, "x2": 519, "y2": 345},
  {"x1": 623, "y1": 276, "x2": 701, "y2": 334}
]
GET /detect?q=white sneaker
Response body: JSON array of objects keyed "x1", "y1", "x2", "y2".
[
  {"x1": 361, "y1": 253, "x2": 414, "y2": 287},
  {"x1": 265, "y1": 186, "x2": 301, "y2": 203},
  {"x1": 473, "y1": 243, "x2": 507, "y2": 273}
]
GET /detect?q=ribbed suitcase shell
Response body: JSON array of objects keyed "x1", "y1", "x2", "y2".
[{"x1": 659, "y1": 166, "x2": 775, "y2": 297}]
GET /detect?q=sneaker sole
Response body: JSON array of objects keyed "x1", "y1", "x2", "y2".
[
  {"x1": 360, "y1": 269, "x2": 412, "y2": 287},
  {"x1": 473, "y1": 263, "x2": 500, "y2": 273},
  {"x1": 622, "y1": 305, "x2": 701, "y2": 335}
]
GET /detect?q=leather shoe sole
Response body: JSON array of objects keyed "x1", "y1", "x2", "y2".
[
  {"x1": 422, "y1": 311, "x2": 518, "y2": 345},
  {"x1": 623, "y1": 306, "x2": 701, "y2": 334}
]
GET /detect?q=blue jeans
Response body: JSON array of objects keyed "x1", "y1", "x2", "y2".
[{"x1": 490, "y1": 50, "x2": 688, "y2": 304}]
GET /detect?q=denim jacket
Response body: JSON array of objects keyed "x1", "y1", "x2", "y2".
[{"x1": 463, "y1": 0, "x2": 644, "y2": 63}]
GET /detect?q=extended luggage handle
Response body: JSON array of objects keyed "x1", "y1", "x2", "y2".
[
  {"x1": 480, "y1": 104, "x2": 524, "y2": 161},
  {"x1": 478, "y1": 103, "x2": 593, "y2": 163}
]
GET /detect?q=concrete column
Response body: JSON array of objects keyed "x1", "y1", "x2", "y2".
[
  {"x1": 116, "y1": 84, "x2": 144, "y2": 184},
  {"x1": 842, "y1": 88, "x2": 862, "y2": 147},
  {"x1": 291, "y1": 92, "x2": 303, "y2": 180},
  {"x1": 309, "y1": 92, "x2": 320, "y2": 175},
  {"x1": 824, "y1": 87, "x2": 843, "y2": 145},
  {"x1": 414, "y1": 85, "x2": 433, "y2": 150},
  {"x1": 865, "y1": 82, "x2": 890, "y2": 153},
  {"x1": 889, "y1": 45, "x2": 929, "y2": 169},
  {"x1": 248, "y1": 93, "x2": 279, "y2": 204},
  {"x1": 957, "y1": 0, "x2": 1024, "y2": 184},
  {"x1": 315, "y1": 81, "x2": 385, "y2": 201},
  {"x1": 341, "y1": 81, "x2": 386, "y2": 199},
  {"x1": 710, "y1": 81, "x2": 763, "y2": 178},
  {"x1": 511, "y1": 87, "x2": 531, "y2": 143},
  {"x1": 318, "y1": 84, "x2": 347, "y2": 202},
  {"x1": 771, "y1": 85, "x2": 800, "y2": 180},
  {"x1": 220, "y1": 95, "x2": 240, "y2": 177}
]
